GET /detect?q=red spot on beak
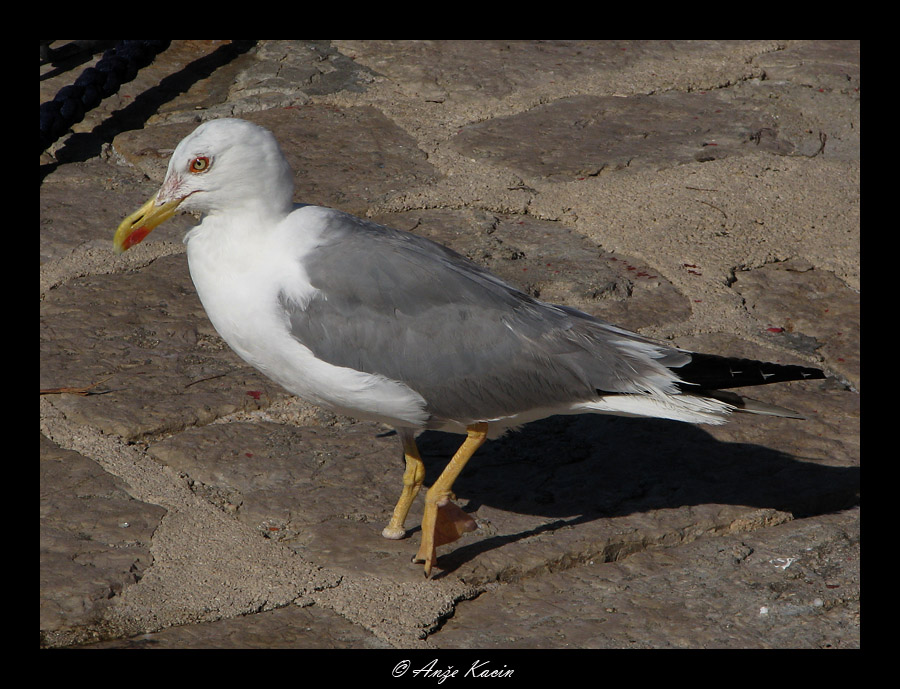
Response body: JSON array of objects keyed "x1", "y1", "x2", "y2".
[{"x1": 123, "y1": 226, "x2": 151, "y2": 250}]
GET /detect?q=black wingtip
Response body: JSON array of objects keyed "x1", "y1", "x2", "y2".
[{"x1": 674, "y1": 352, "x2": 826, "y2": 391}]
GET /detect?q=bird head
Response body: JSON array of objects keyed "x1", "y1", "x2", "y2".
[{"x1": 113, "y1": 118, "x2": 295, "y2": 253}]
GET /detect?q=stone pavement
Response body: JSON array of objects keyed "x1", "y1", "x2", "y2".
[{"x1": 40, "y1": 40, "x2": 859, "y2": 650}]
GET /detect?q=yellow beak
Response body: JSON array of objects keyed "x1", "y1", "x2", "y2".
[{"x1": 113, "y1": 194, "x2": 183, "y2": 254}]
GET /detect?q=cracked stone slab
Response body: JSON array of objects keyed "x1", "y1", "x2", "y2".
[
  {"x1": 40, "y1": 253, "x2": 292, "y2": 441},
  {"x1": 79, "y1": 603, "x2": 392, "y2": 649},
  {"x1": 237, "y1": 40, "x2": 377, "y2": 99},
  {"x1": 144, "y1": 41, "x2": 377, "y2": 122},
  {"x1": 40, "y1": 402, "x2": 338, "y2": 648},
  {"x1": 45, "y1": 417, "x2": 481, "y2": 648},
  {"x1": 311, "y1": 574, "x2": 478, "y2": 645},
  {"x1": 432, "y1": 507, "x2": 858, "y2": 648},
  {"x1": 719, "y1": 80, "x2": 859, "y2": 161},
  {"x1": 98, "y1": 506, "x2": 335, "y2": 643},
  {"x1": 39, "y1": 159, "x2": 189, "y2": 263},
  {"x1": 336, "y1": 40, "x2": 782, "y2": 108},
  {"x1": 40, "y1": 434, "x2": 166, "y2": 639},
  {"x1": 82, "y1": 564, "x2": 478, "y2": 648},
  {"x1": 147, "y1": 421, "x2": 404, "y2": 553},
  {"x1": 537, "y1": 154, "x2": 859, "y2": 313},
  {"x1": 756, "y1": 40, "x2": 860, "y2": 92},
  {"x1": 732, "y1": 259, "x2": 859, "y2": 389},
  {"x1": 450, "y1": 92, "x2": 794, "y2": 182}
]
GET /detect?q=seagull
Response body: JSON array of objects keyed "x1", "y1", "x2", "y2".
[{"x1": 113, "y1": 118, "x2": 825, "y2": 577}]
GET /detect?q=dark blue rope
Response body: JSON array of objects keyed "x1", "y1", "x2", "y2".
[{"x1": 40, "y1": 40, "x2": 171, "y2": 153}]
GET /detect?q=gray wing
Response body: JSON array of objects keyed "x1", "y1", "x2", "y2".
[{"x1": 282, "y1": 210, "x2": 687, "y2": 424}]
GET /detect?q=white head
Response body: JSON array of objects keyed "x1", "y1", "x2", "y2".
[{"x1": 114, "y1": 118, "x2": 295, "y2": 252}]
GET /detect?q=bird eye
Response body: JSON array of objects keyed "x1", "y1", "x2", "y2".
[{"x1": 189, "y1": 156, "x2": 210, "y2": 173}]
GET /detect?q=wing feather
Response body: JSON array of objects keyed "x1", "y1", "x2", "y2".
[{"x1": 281, "y1": 210, "x2": 684, "y2": 424}]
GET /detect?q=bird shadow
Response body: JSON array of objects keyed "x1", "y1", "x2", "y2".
[{"x1": 412, "y1": 413, "x2": 859, "y2": 577}]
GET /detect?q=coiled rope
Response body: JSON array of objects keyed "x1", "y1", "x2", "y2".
[{"x1": 40, "y1": 40, "x2": 171, "y2": 153}]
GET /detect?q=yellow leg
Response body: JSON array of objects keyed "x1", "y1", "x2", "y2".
[
  {"x1": 414, "y1": 422, "x2": 488, "y2": 577},
  {"x1": 382, "y1": 432, "x2": 426, "y2": 540}
]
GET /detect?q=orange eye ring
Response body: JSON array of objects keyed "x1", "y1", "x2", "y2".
[{"x1": 189, "y1": 156, "x2": 210, "y2": 173}]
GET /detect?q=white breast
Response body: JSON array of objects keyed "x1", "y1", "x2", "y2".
[{"x1": 183, "y1": 207, "x2": 429, "y2": 429}]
